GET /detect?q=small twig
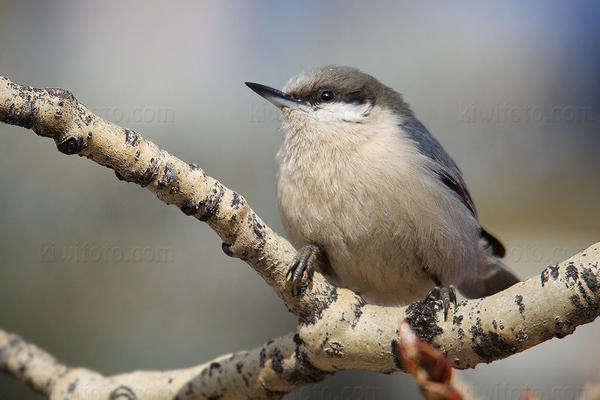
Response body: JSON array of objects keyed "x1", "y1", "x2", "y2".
[{"x1": 397, "y1": 320, "x2": 463, "y2": 400}]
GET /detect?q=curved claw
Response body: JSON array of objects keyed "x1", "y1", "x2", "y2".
[
  {"x1": 287, "y1": 244, "x2": 322, "y2": 296},
  {"x1": 425, "y1": 285, "x2": 457, "y2": 321}
]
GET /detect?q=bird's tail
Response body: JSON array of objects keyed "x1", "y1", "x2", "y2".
[{"x1": 458, "y1": 231, "x2": 520, "y2": 298}]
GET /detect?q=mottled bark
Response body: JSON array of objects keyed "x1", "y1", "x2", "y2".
[
  {"x1": 0, "y1": 330, "x2": 328, "y2": 399},
  {"x1": 1, "y1": 76, "x2": 599, "y2": 399}
]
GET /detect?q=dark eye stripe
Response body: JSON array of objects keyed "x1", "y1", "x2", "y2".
[{"x1": 343, "y1": 90, "x2": 368, "y2": 105}]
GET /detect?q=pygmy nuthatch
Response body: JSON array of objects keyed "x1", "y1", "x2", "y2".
[{"x1": 246, "y1": 66, "x2": 519, "y2": 312}]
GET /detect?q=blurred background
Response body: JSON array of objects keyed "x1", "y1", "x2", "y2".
[{"x1": 1, "y1": 1, "x2": 599, "y2": 399}]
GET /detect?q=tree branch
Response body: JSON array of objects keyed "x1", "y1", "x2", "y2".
[
  {"x1": 1, "y1": 76, "x2": 599, "y2": 399},
  {"x1": 0, "y1": 329, "x2": 327, "y2": 399}
]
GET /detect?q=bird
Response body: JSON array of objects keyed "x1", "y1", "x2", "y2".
[{"x1": 245, "y1": 66, "x2": 519, "y2": 313}]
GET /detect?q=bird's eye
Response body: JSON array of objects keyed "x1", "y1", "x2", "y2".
[{"x1": 320, "y1": 90, "x2": 335, "y2": 102}]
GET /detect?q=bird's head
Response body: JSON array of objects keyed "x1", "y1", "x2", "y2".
[{"x1": 246, "y1": 66, "x2": 408, "y2": 141}]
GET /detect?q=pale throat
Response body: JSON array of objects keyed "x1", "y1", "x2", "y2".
[
  {"x1": 312, "y1": 101, "x2": 373, "y2": 123},
  {"x1": 277, "y1": 104, "x2": 407, "y2": 175}
]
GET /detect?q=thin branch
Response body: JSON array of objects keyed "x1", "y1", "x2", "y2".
[
  {"x1": 1, "y1": 76, "x2": 599, "y2": 399},
  {"x1": 0, "y1": 329, "x2": 328, "y2": 399},
  {"x1": 0, "y1": 330, "x2": 68, "y2": 396}
]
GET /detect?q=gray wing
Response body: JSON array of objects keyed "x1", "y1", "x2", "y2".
[
  {"x1": 399, "y1": 113, "x2": 505, "y2": 258},
  {"x1": 399, "y1": 113, "x2": 476, "y2": 215}
]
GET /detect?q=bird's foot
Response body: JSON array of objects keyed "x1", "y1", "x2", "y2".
[
  {"x1": 286, "y1": 244, "x2": 324, "y2": 296},
  {"x1": 425, "y1": 285, "x2": 457, "y2": 321}
]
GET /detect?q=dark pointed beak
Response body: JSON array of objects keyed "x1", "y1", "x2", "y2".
[{"x1": 245, "y1": 82, "x2": 301, "y2": 109}]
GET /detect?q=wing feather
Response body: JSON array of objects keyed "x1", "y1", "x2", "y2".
[{"x1": 399, "y1": 112, "x2": 505, "y2": 258}]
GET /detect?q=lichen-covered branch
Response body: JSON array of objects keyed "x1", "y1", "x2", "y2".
[{"x1": 1, "y1": 76, "x2": 599, "y2": 399}]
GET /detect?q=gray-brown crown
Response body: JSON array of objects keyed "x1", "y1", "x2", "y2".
[{"x1": 283, "y1": 65, "x2": 407, "y2": 111}]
